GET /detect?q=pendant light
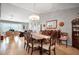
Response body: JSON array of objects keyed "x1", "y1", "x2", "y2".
[{"x1": 29, "y1": 3, "x2": 40, "y2": 20}]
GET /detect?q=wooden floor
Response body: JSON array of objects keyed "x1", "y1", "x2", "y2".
[{"x1": 0, "y1": 36, "x2": 79, "y2": 55}]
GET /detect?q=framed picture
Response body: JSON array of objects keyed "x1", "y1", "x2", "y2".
[{"x1": 46, "y1": 20, "x2": 57, "y2": 29}]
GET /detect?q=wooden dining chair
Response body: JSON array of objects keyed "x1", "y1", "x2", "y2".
[
  {"x1": 24, "y1": 31, "x2": 32, "y2": 50},
  {"x1": 24, "y1": 33, "x2": 28, "y2": 49},
  {"x1": 24, "y1": 31, "x2": 30, "y2": 49},
  {"x1": 58, "y1": 32, "x2": 69, "y2": 47},
  {"x1": 42, "y1": 31, "x2": 57, "y2": 55},
  {"x1": 26, "y1": 34, "x2": 40, "y2": 55}
]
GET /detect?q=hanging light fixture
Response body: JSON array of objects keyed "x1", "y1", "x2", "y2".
[
  {"x1": 29, "y1": 3, "x2": 40, "y2": 20},
  {"x1": 29, "y1": 14, "x2": 40, "y2": 20}
]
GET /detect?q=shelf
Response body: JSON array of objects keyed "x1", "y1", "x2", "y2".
[
  {"x1": 73, "y1": 30, "x2": 79, "y2": 31},
  {"x1": 72, "y1": 27, "x2": 79, "y2": 28},
  {"x1": 72, "y1": 35, "x2": 79, "y2": 36},
  {"x1": 72, "y1": 18, "x2": 79, "y2": 49}
]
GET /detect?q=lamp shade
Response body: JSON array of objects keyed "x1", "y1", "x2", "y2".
[{"x1": 29, "y1": 14, "x2": 40, "y2": 20}]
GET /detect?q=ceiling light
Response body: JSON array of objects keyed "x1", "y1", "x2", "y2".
[
  {"x1": 29, "y1": 3, "x2": 40, "y2": 21},
  {"x1": 29, "y1": 14, "x2": 40, "y2": 20}
]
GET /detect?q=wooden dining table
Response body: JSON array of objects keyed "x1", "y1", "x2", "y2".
[{"x1": 31, "y1": 32, "x2": 50, "y2": 55}]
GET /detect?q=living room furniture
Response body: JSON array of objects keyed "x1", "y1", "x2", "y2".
[{"x1": 72, "y1": 18, "x2": 79, "y2": 49}]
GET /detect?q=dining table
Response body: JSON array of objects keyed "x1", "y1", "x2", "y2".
[{"x1": 31, "y1": 32, "x2": 50, "y2": 55}]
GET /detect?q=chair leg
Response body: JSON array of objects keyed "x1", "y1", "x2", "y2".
[
  {"x1": 26, "y1": 46, "x2": 28, "y2": 51},
  {"x1": 31, "y1": 43, "x2": 33, "y2": 55},
  {"x1": 66, "y1": 40, "x2": 67, "y2": 48},
  {"x1": 59, "y1": 40, "x2": 61, "y2": 45},
  {"x1": 24, "y1": 43, "x2": 26, "y2": 48},
  {"x1": 25, "y1": 43, "x2": 28, "y2": 51},
  {"x1": 27, "y1": 46, "x2": 30, "y2": 53},
  {"x1": 53, "y1": 48, "x2": 56, "y2": 55},
  {"x1": 31, "y1": 47, "x2": 33, "y2": 55},
  {"x1": 49, "y1": 49, "x2": 51, "y2": 55}
]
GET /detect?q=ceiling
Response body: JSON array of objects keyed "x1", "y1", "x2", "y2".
[{"x1": 11, "y1": 3, "x2": 79, "y2": 14}]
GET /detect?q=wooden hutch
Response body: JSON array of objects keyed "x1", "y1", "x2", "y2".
[{"x1": 72, "y1": 18, "x2": 79, "y2": 49}]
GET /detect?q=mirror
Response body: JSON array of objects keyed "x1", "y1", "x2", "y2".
[{"x1": 46, "y1": 20, "x2": 57, "y2": 29}]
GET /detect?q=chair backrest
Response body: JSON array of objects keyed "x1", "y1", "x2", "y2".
[
  {"x1": 50, "y1": 30, "x2": 57, "y2": 45},
  {"x1": 60, "y1": 32, "x2": 68, "y2": 40},
  {"x1": 19, "y1": 32, "x2": 24, "y2": 37},
  {"x1": 57, "y1": 30, "x2": 61, "y2": 38},
  {"x1": 25, "y1": 32, "x2": 33, "y2": 45},
  {"x1": 24, "y1": 31, "x2": 28, "y2": 39},
  {"x1": 61, "y1": 32, "x2": 68, "y2": 36},
  {"x1": 42, "y1": 30, "x2": 57, "y2": 45}
]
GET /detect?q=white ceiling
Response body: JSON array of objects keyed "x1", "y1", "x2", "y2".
[{"x1": 11, "y1": 3, "x2": 79, "y2": 14}]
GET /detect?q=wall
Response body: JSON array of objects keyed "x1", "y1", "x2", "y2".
[
  {"x1": 0, "y1": 3, "x2": 1, "y2": 18},
  {"x1": 0, "y1": 3, "x2": 41, "y2": 32},
  {"x1": 0, "y1": 3, "x2": 36, "y2": 32},
  {"x1": 40, "y1": 7, "x2": 79, "y2": 45},
  {"x1": 1, "y1": 3, "x2": 34, "y2": 23}
]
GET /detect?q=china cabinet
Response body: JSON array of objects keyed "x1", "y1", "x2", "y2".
[{"x1": 72, "y1": 18, "x2": 79, "y2": 49}]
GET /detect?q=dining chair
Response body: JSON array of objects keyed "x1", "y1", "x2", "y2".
[
  {"x1": 42, "y1": 31, "x2": 57, "y2": 55},
  {"x1": 24, "y1": 33, "x2": 27, "y2": 49},
  {"x1": 24, "y1": 31, "x2": 31, "y2": 51},
  {"x1": 19, "y1": 32, "x2": 24, "y2": 37},
  {"x1": 26, "y1": 34, "x2": 40, "y2": 55},
  {"x1": 58, "y1": 32, "x2": 68, "y2": 47},
  {"x1": 24, "y1": 31, "x2": 27, "y2": 48},
  {"x1": 24, "y1": 31, "x2": 31, "y2": 50}
]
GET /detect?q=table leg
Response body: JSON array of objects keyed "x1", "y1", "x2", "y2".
[{"x1": 40, "y1": 40, "x2": 43, "y2": 55}]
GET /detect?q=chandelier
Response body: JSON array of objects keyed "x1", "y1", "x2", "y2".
[
  {"x1": 29, "y1": 14, "x2": 40, "y2": 20},
  {"x1": 29, "y1": 4, "x2": 40, "y2": 21}
]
